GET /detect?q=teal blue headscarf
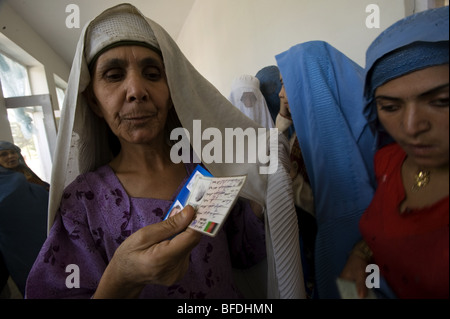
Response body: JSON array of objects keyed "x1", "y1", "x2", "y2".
[{"x1": 276, "y1": 41, "x2": 376, "y2": 298}]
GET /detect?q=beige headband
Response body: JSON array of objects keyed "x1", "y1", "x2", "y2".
[{"x1": 84, "y1": 10, "x2": 160, "y2": 66}]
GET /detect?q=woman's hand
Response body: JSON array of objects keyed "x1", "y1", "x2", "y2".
[
  {"x1": 339, "y1": 240, "x2": 373, "y2": 299},
  {"x1": 93, "y1": 205, "x2": 201, "y2": 298}
]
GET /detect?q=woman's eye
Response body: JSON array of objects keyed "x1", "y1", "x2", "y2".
[
  {"x1": 430, "y1": 98, "x2": 449, "y2": 107},
  {"x1": 377, "y1": 103, "x2": 399, "y2": 112},
  {"x1": 144, "y1": 67, "x2": 162, "y2": 80},
  {"x1": 0, "y1": 150, "x2": 15, "y2": 157},
  {"x1": 104, "y1": 69, "x2": 124, "y2": 81}
]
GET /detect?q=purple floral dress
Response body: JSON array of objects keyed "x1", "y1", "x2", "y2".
[{"x1": 25, "y1": 163, "x2": 266, "y2": 298}]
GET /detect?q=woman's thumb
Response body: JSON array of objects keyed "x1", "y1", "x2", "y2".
[{"x1": 161, "y1": 205, "x2": 196, "y2": 237}]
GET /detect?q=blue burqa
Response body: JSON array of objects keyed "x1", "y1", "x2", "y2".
[{"x1": 276, "y1": 41, "x2": 376, "y2": 298}]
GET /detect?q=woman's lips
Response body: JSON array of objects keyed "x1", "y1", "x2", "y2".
[
  {"x1": 407, "y1": 143, "x2": 435, "y2": 157},
  {"x1": 122, "y1": 113, "x2": 156, "y2": 122},
  {"x1": 6, "y1": 159, "x2": 18, "y2": 166}
]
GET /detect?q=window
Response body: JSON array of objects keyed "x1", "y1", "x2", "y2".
[
  {"x1": 54, "y1": 73, "x2": 67, "y2": 112},
  {"x1": 0, "y1": 53, "x2": 31, "y2": 97},
  {"x1": 56, "y1": 86, "x2": 66, "y2": 110},
  {"x1": 0, "y1": 52, "x2": 50, "y2": 181}
]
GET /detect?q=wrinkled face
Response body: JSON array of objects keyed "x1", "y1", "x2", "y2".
[
  {"x1": 89, "y1": 45, "x2": 172, "y2": 146},
  {"x1": 0, "y1": 149, "x2": 20, "y2": 169},
  {"x1": 375, "y1": 64, "x2": 449, "y2": 169}
]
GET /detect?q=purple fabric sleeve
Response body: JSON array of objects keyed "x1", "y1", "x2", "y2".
[{"x1": 26, "y1": 164, "x2": 265, "y2": 298}]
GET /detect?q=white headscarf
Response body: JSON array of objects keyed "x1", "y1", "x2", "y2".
[
  {"x1": 50, "y1": 3, "x2": 304, "y2": 299},
  {"x1": 228, "y1": 75, "x2": 275, "y2": 129}
]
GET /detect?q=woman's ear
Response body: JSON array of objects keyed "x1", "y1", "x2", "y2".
[{"x1": 84, "y1": 85, "x2": 104, "y2": 118}]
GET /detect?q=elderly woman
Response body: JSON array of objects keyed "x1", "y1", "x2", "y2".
[
  {"x1": 0, "y1": 141, "x2": 48, "y2": 296},
  {"x1": 26, "y1": 4, "x2": 304, "y2": 299},
  {"x1": 340, "y1": 6, "x2": 449, "y2": 299}
]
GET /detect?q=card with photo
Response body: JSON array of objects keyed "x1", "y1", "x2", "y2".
[
  {"x1": 186, "y1": 174, "x2": 246, "y2": 237},
  {"x1": 163, "y1": 164, "x2": 213, "y2": 220}
]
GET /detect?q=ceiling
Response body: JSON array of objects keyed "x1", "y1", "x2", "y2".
[{"x1": 5, "y1": 0, "x2": 196, "y2": 66}]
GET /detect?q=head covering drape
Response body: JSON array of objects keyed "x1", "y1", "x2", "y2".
[
  {"x1": 0, "y1": 141, "x2": 48, "y2": 295},
  {"x1": 228, "y1": 74, "x2": 275, "y2": 128},
  {"x1": 363, "y1": 6, "x2": 449, "y2": 148},
  {"x1": 0, "y1": 141, "x2": 26, "y2": 173},
  {"x1": 0, "y1": 141, "x2": 49, "y2": 188},
  {"x1": 255, "y1": 66, "x2": 296, "y2": 138},
  {"x1": 276, "y1": 41, "x2": 376, "y2": 298},
  {"x1": 255, "y1": 66, "x2": 281, "y2": 123},
  {"x1": 49, "y1": 3, "x2": 305, "y2": 299}
]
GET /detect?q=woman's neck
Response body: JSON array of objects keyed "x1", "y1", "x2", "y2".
[
  {"x1": 108, "y1": 141, "x2": 187, "y2": 200},
  {"x1": 110, "y1": 140, "x2": 173, "y2": 174}
]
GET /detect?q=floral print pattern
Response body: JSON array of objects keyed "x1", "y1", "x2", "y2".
[{"x1": 26, "y1": 164, "x2": 266, "y2": 298}]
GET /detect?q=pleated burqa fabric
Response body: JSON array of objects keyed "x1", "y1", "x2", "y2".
[{"x1": 276, "y1": 41, "x2": 376, "y2": 298}]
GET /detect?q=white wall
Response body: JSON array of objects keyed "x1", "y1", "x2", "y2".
[
  {"x1": 177, "y1": 0, "x2": 411, "y2": 97},
  {"x1": 0, "y1": 1, "x2": 70, "y2": 105},
  {"x1": 0, "y1": 1, "x2": 70, "y2": 179}
]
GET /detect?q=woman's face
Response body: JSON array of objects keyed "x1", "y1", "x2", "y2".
[
  {"x1": 89, "y1": 45, "x2": 172, "y2": 146},
  {"x1": 0, "y1": 149, "x2": 20, "y2": 169},
  {"x1": 279, "y1": 76, "x2": 291, "y2": 113},
  {"x1": 375, "y1": 64, "x2": 449, "y2": 169},
  {"x1": 240, "y1": 92, "x2": 257, "y2": 108}
]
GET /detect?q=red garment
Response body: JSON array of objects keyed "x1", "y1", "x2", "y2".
[{"x1": 360, "y1": 143, "x2": 449, "y2": 299}]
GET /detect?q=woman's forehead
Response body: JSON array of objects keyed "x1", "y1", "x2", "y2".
[
  {"x1": 0, "y1": 149, "x2": 17, "y2": 155},
  {"x1": 375, "y1": 64, "x2": 449, "y2": 98},
  {"x1": 94, "y1": 45, "x2": 163, "y2": 67}
]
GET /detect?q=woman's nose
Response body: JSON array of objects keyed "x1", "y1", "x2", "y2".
[
  {"x1": 279, "y1": 87, "x2": 284, "y2": 99},
  {"x1": 6, "y1": 150, "x2": 17, "y2": 159},
  {"x1": 402, "y1": 104, "x2": 431, "y2": 137},
  {"x1": 126, "y1": 72, "x2": 149, "y2": 103}
]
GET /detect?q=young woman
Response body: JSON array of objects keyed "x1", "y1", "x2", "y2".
[{"x1": 340, "y1": 6, "x2": 449, "y2": 299}]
